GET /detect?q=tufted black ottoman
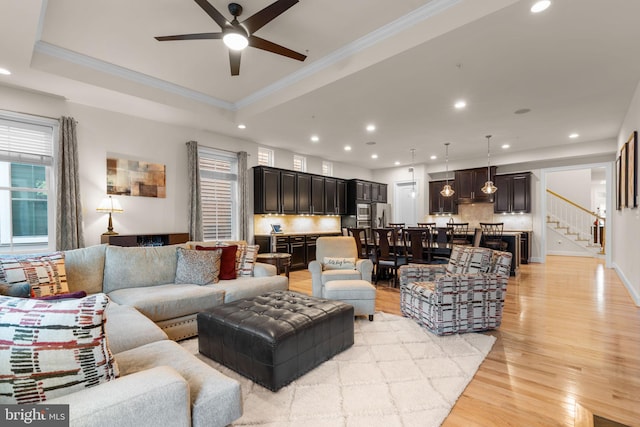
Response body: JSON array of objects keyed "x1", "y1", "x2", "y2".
[{"x1": 197, "y1": 290, "x2": 354, "y2": 391}]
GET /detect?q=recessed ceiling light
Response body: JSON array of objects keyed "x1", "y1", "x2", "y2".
[
  {"x1": 430, "y1": 155, "x2": 437, "y2": 160},
  {"x1": 569, "y1": 133, "x2": 579, "y2": 139},
  {"x1": 454, "y1": 100, "x2": 467, "y2": 109},
  {"x1": 0, "y1": 68, "x2": 11, "y2": 75},
  {"x1": 366, "y1": 124, "x2": 376, "y2": 132},
  {"x1": 371, "y1": 154, "x2": 378, "y2": 159},
  {"x1": 237, "y1": 124, "x2": 246, "y2": 129},
  {"x1": 310, "y1": 135, "x2": 319, "y2": 142},
  {"x1": 502, "y1": 144, "x2": 510, "y2": 149},
  {"x1": 394, "y1": 161, "x2": 400, "y2": 166},
  {"x1": 344, "y1": 145, "x2": 352, "y2": 151},
  {"x1": 531, "y1": 1, "x2": 551, "y2": 13}
]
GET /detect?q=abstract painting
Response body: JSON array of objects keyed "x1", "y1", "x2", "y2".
[{"x1": 107, "y1": 157, "x2": 166, "y2": 198}]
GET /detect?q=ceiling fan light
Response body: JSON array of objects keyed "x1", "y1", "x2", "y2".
[
  {"x1": 481, "y1": 181, "x2": 498, "y2": 194},
  {"x1": 440, "y1": 184, "x2": 455, "y2": 197},
  {"x1": 223, "y1": 32, "x2": 248, "y2": 50}
]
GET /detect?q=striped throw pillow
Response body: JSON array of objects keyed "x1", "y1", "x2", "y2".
[{"x1": 0, "y1": 252, "x2": 69, "y2": 297}]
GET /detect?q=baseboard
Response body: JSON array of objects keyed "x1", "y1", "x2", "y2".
[
  {"x1": 546, "y1": 250, "x2": 597, "y2": 257},
  {"x1": 612, "y1": 262, "x2": 640, "y2": 307}
]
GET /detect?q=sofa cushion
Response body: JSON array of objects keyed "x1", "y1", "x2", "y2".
[
  {"x1": 175, "y1": 247, "x2": 221, "y2": 285},
  {"x1": 237, "y1": 244, "x2": 259, "y2": 277},
  {"x1": 211, "y1": 275, "x2": 289, "y2": 303},
  {"x1": 107, "y1": 284, "x2": 225, "y2": 322},
  {"x1": 63, "y1": 244, "x2": 106, "y2": 294},
  {"x1": 105, "y1": 303, "x2": 168, "y2": 354},
  {"x1": 103, "y1": 245, "x2": 178, "y2": 293},
  {"x1": 196, "y1": 245, "x2": 237, "y2": 280},
  {"x1": 458, "y1": 247, "x2": 493, "y2": 273},
  {"x1": 320, "y1": 269, "x2": 363, "y2": 284},
  {"x1": 0, "y1": 293, "x2": 118, "y2": 404},
  {"x1": 0, "y1": 252, "x2": 68, "y2": 297},
  {"x1": 116, "y1": 340, "x2": 242, "y2": 427}
]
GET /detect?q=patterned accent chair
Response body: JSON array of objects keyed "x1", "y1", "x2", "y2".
[{"x1": 399, "y1": 245, "x2": 512, "y2": 335}]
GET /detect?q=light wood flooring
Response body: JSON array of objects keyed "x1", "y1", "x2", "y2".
[{"x1": 288, "y1": 256, "x2": 640, "y2": 426}]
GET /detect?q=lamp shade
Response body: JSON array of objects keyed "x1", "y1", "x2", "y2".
[{"x1": 96, "y1": 196, "x2": 123, "y2": 213}]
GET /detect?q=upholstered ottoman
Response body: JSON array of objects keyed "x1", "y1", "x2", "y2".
[
  {"x1": 197, "y1": 290, "x2": 354, "y2": 391},
  {"x1": 323, "y1": 279, "x2": 376, "y2": 321}
]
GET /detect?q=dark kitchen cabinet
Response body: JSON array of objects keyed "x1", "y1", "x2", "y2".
[
  {"x1": 494, "y1": 172, "x2": 531, "y2": 213},
  {"x1": 336, "y1": 179, "x2": 347, "y2": 214},
  {"x1": 311, "y1": 176, "x2": 325, "y2": 214},
  {"x1": 378, "y1": 183, "x2": 387, "y2": 202},
  {"x1": 280, "y1": 170, "x2": 297, "y2": 214},
  {"x1": 289, "y1": 236, "x2": 306, "y2": 269},
  {"x1": 455, "y1": 167, "x2": 496, "y2": 203},
  {"x1": 347, "y1": 179, "x2": 387, "y2": 214},
  {"x1": 296, "y1": 173, "x2": 312, "y2": 214},
  {"x1": 254, "y1": 167, "x2": 281, "y2": 214},
  {"x1": 429, "y1": 180, "x2": 458, "y2": 214},
  {"x1": 324, "y1": 178, "x2": 347, "y2": 215}
]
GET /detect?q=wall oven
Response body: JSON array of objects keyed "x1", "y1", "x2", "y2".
[{"x1": 356, "y1": 203, "x2": 371, "y2": 221}]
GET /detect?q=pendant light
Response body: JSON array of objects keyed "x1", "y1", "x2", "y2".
[
  {"x1": 410, "y1": 148, "x2": 417, "y2": 198},
  {"x1": 440, "y1": 143, "x2": 455, "y2": 197},
  {"x1": 481, "y1": 135, "x2": 498, "y2": 194}
]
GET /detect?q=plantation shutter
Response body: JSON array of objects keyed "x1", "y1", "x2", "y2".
[
  {"x1": 198, "y1": 147, "x2": 238, "y2": 241},
  {"x1": 0, "y1": 116, "x2": 54, "y2": 165}
]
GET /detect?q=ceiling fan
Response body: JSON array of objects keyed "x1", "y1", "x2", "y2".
[{"x1": 155, "y1": 0, "x2": 307, "y2": 76}]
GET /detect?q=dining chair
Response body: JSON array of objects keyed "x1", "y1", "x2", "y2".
[
  {"x1": 446, "y1": 222, "x2": 470, "y2": 246},
  {"x1": 347, "y1": 227, "x2": 371, "y2": 259},
  {"x1": 417, "y1": 222, "x2": 436, "y2": 228},
  {"x1": 371, "y1": 228, "x2": 408, "y2": 286},
  {"x1": 479, "y1": 222, "x2": 508, "y2": 251},
  {"x1": 404, "y1": 227, "x2": 432, "y2": 264}
]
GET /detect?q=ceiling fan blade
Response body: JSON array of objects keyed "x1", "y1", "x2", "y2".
[
  {"x1": 193, "y1": 0, "x2": 229, "y2": 29},
  {"x1": 242, "y1": 0, "x2": 298, "y2": 34},
  {"x1": 229, "y1": 50, "x2": 241, "y2": 76},
  {"x1": 155, "y1": 32, "x2": 222, "y2": 41},
  {"x1": 248, "y1": 35, "x2": 306, "y2": 61}
]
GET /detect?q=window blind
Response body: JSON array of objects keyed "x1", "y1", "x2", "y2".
[
  {"x1": 0, "y1": 116, "x2": 55, "y2": 165},
  {"x1": 198, "y1": 148, "x2": 237, "y2": 241}
]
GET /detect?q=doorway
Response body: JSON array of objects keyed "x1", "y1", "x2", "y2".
[{"x1": 394, "y1": 181, "x2": 417, "y2": 226}]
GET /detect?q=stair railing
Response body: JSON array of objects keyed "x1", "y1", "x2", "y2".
[{"x1": 546, "y1": 189, "x2": 605, "y2": 254}]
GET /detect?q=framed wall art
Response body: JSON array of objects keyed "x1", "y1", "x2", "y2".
[
  {"x1": 627, "y1": 131, "x2": 638, "y2": 208},
  {"x1": 616, "y1": 155, "x2": 621, "y2": 210},
  {"x1": 107, "y1": 157, "x2": 166, "y2": 198},
  {"x1": 621, "y1": 142, "x2": 628, "y2": 208}
]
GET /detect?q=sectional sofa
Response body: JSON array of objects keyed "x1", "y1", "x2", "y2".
[{"x1": 0, "y1": 241, "x2": 289, "y2": 427}]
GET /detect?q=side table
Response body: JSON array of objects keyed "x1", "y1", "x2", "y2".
[{"x1": 256, "y1": 253, "x2": 292, "y2": 278}]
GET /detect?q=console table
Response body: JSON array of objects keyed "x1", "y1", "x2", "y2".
[{"x1": 101, "y1": 233, "x2": 189, "y2": 247}]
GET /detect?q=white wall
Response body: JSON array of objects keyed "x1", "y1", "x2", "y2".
[
  {"x1": 613, "y1": 79, "x2": 640, "y2": 305},
  {"x1": 547, "y1": 169, "x2": 592, "y2": 208}
]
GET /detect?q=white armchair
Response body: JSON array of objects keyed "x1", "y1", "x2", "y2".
[{"x1": 308, "y1": 236, "x2": 373, "y2": 298}]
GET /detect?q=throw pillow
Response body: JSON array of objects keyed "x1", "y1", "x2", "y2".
[
  {"x1": 0, "y1": 293, "x2": 118, "y2": 404},
  {"x1": 323, "y1": 257, "x2": 357, "y2": 270},
  {"x1": 196, "y1": 245, "x2": 238, "y2": 280},
  {"x1": 0, "y1": 282, "x2": 31, "y2": 298},
  {"x1": 237, "y1": 245, "x2": 260, "y2": 277},
  {"x1": 175, "y1": 247, "x2": 221, "y2": 285},
  {"x1": 0, "y1": 252, "x2": 69, "y2": 297}
]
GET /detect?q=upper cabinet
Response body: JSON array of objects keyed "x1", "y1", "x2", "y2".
[
  {"x1": 455, "y1": 167, "x2": 497, "y2": 203},
  {"x1": 428, "y1": 180, "x2": 458, "y2": 214},
  {"x1": 494, "y1": 172, "x2": 531, "y2": 213},
  {"x1": 346, "y1": 179, "x2": 388, "y2": 214},
  {"x1": 253, "y1": 166, "x2": 346, "y2": 215}
]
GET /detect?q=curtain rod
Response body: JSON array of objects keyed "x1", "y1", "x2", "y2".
[{"x1": 194, "y1": 142, "x2": 251, "y2": 156}]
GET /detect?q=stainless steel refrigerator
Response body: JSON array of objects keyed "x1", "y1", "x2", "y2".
[{"x1": 371, "y1": 203, "x2": 392, "y2": 228}]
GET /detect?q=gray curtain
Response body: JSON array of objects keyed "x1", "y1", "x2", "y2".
[
  {"x1": 187, "y1": 141, "x2": 203, "y2": 241},
  {"x1": 238, "y1": 151, "x2": 248, "y2": 241},
  {"x1": 56, "y1": 116, "x2": 85, "y2": 250}
]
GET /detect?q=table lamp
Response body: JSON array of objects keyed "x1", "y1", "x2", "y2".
[{"x1": 96, "y1": 195, "x2": 123, "y2": 235}]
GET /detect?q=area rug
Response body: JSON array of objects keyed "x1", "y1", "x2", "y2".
[{"x1": 180, "y1": 312, "x2": 495, "y2": 427}]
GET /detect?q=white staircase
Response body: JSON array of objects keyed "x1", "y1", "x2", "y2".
[{"x1": 546, "y1": 189, "x2": 604, "y2": 256}]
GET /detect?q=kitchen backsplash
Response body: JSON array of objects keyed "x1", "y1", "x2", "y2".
[
  {"x1": 424, "y1": 203, "x2": 533, "y2": 230},
  {"x1": 254, "y1": 215, "x2": 341, "y2": 235}
]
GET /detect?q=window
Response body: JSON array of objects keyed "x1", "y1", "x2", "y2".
[
  {"x1": 322, "y1": 161, "x2": 333, "y2": 176},
  {"x1": 198, "y1": 147, "x2": 238, "y2": 241},
  {"x1": 0, "y1": 111, "x2": 57, "y2": 253},
  {"x1": 258, "y1": 147, "x2": 274, "y2": 166},
  {"x1": 293, "y1": 155, "x2": 307, "y2": 172}
]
